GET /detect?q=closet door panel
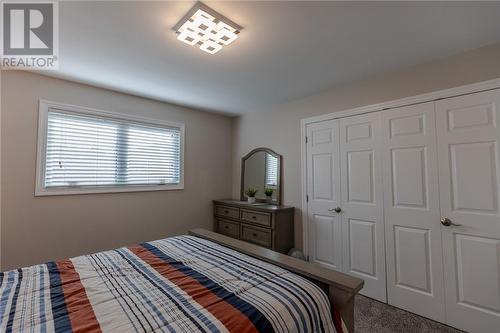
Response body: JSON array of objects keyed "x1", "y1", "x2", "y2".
[
  {"x1": 381, "y1": 102, "x2": 445, "y2": 322},
  {"x1": 340, "y1": 113, "x2": 386, "y2": 302},
  {"x1": 306, "y1": 120, "x2": 343, "y2": 270},
  {"x1": 436, "y1": 89, "x2": 500, "y2": 333}
]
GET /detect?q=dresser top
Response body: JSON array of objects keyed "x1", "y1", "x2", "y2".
[{"x1": 213, "y1": 199, "x2": 294, "y2": 212}]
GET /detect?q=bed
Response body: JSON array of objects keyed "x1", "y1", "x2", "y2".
[{"x1": 0, "y1": 229, "x2": 363, "y2": 333}]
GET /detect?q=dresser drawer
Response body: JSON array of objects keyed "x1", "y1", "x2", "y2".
[
  {"x1": 216, "y1": 219, "x2": 240, "y2": 238},
  {"x1": 241, "y1": 209, "x2": 272, "y2": 227},
  {"x1": 240, "y1": 224, "x2": 272, "y2": 248},
  {"x1": 215, "y1": 205, "x2": 240, "y2": 219}
]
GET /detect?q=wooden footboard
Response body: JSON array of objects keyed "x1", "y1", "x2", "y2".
[{"x1": 189, "y1": 228, "x2": 364, "y2": 333}]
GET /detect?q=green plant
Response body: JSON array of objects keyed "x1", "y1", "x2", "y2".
[
  {"x1": 264, "y1": 188, "x2": 274, "y2": 197},
  {"x1": 245, "y1": 188, "x2": 258, "y2": 197}
]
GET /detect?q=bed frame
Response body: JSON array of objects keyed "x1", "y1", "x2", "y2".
[{"x1": 189, "y1": 228, "x2": 364, "y2": 333}]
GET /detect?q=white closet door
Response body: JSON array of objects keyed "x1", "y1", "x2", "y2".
[
  {"x1": 436, "y1": 89, "x2": 500, "y2": 333},
  {"x1": 306, "y1": 120, "x2": 343, "y2": 271},
  {"x1": 339, "y1": 113, "x2": 386, "y2": 302},
  {"x1": 381, "y1": 102, "x2": 445, "y2": 321}
]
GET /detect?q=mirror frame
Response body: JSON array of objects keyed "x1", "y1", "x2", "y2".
[{"x1": 240, "y1": 147, "x2": 283, "y2": 205}]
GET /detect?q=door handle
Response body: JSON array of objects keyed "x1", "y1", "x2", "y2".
[
  {"x1": 328, "y1": 207, "x2": 342, "y2": 213},
  {"x1": 440, "y1": 217, "x2": 461, "y2": 227}
]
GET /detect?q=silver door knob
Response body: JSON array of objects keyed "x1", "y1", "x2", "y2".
[{"x1": 441, "y1": 217, "x2": 461, "y2": 227}]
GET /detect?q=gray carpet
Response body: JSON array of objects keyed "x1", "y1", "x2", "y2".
[{"x1": 354, "y1": 295, "x2": 465, "y2": 333}]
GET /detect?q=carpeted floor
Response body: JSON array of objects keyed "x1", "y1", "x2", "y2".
[{"x1": 354, "y1": 295, "x2": 465, "y2": 333}]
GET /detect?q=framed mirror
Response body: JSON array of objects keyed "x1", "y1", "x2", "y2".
[{"x1": 241, "y1": 148, "x2": 282, "y2": 205}]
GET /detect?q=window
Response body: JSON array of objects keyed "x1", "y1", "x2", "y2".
[
  {"x1": 265, "y1": 153, "x2": 278, "y2": 187},
  {"x1": 36, "y1": 101, "x2": 184, "y2": 195}
]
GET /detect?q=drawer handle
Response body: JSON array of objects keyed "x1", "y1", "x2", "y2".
[
  {"x1": 224, "y1": 210, "x2": 229, "y2": 214},
  {"x1": 252, "y1": 216, "x2": 257, "y2": 219},
  {"x1": 252, "y1": 233, "x2": 258, "y2": 237},
  {"x1": 224, "y1": 225, "x2": 229, "y2": 229}
]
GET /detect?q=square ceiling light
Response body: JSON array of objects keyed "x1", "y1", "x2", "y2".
[{"x1": 173, "y1": 2, "x2": 242, "y2": 55}]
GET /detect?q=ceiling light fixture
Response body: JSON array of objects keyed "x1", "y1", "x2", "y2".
[{"x1": 172, "y1": 2, "x2": 242, "y2": 55}]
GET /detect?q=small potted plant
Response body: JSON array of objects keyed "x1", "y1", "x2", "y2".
[
  {"x1": 264, "y1": 188, "x2": 274, "y2": 203},
  {"x1": 245, "y1": 188, "x2": 258, "y2": 204}
]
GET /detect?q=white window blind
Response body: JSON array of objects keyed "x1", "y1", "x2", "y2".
[
  {"x1": 37, "y1": 102, "x2": 184, "y2": 195},
  {"x1": 265, "y1": 153, "x2": 278, "y2": 187}
]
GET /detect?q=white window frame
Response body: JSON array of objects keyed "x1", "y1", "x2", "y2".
[
  {"x1": 35, "y1": 100, "x2": 185, "y2": 196},
  {"x1": 265, "y1": 153, "x2": 278, "y2": 188}
]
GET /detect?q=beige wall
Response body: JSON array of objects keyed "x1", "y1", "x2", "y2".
[
  {"x1": 2, "y1": 43, "x2": 499, "y2": 270},
  {"x1": 243, "y1": 151, "x2": 266, "y2": 199},
  {"x1": 1, "y1": 71, "x2": 233, "y2": 270},
  {"x1": 232, "y1": 43, "x2": 500, "y2": 248}
]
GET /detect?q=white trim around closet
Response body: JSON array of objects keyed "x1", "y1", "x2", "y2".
[{"x1": 300, "y1": 77, "x2": 500, "y2": 258}]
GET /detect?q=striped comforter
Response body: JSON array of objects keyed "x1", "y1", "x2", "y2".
[{"x1": 0, "y1": 235, "x2": 337, "y2": 333}]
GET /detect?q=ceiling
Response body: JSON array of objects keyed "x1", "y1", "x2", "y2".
[{"x1": 45, "y1": 1, "x2": 500, "y2": 115}]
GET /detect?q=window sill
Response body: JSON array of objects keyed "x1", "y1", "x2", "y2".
[{"x1": 34, "y1": 183, "x2": 184, "y2": 196}]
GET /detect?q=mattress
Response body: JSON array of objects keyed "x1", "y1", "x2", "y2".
[{"x1": 0, "y1": 235, "x2": 337, "y2": 333}]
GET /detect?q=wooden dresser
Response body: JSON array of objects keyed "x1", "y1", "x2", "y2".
[{"x1": 213, "y1": 199, "x2": 294, "y2": 254}]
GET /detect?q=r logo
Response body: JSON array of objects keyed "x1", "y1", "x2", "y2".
[{"x1": 2, "y1": 3, "x2": 53, "y2": 55}]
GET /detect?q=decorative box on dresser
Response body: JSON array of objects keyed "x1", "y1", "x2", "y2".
[{"x1": 213, "y1": 199, "x2": 294, "y2": 254}]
